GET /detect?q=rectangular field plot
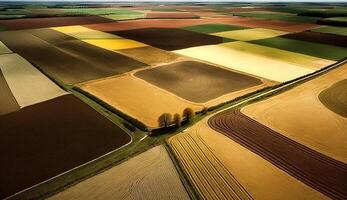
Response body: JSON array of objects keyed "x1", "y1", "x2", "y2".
[
  {"x1": 174, "y1": 42, "x2": 333, "y2": 82},
  {"x1": 311, "y1": 26, "x2": 347, "y2": 36},
  {"x1": 49, "y1": 146, "x2": 189, "y2": 200},
  {"x1": 182, "y1": 23, "x2": 250, "y2": 34},
  {"x1": 0, "y1": 53, "x2": 67, "y2": 108},
  {"x1": 251, "y1": 37, "x2": 347, "y2": 61},
  {"x1": 0, "y1": 29, "x2": 147, "y2": 84},
  {"x1": 135, "y1": 61, "x2": 263, "y2": 103},
  {"x1": 83, "y1": 38, "x2": 147, "y2": 51},
  {"x1": 80, "y1": 75, "x2": 202, "y2": 128},
  {"x1": 0, "y1": 69, "x2": 19, "y2": 115},
  {"x1": 212, "y1": 28, "x2": 288, "y2": 41},
  {"x1": 0, "y1": 94, "x2": 131, "y2": 199},
  {"x1": 52, "y1": 25, "x2": 120, "y2": 40}
]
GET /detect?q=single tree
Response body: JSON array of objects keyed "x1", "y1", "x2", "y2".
[
  {"x1": 183, "y1": 107, "x2": 195, "y2": 122},
  {"x1": 173, "y1": 113, "x2": 182, "y2": 128},
  {"x1": 158, "y1": 113, "x2": 172, "y2": 128}
]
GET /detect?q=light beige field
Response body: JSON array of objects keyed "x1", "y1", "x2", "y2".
[
  {"x1": 174, "y1": 41, "x2": 333, "y2": 82},
  {"x1": 212, "y1": 28, "x2": 288, "y2": 41},
  {"x1": 52, "y1": 25, "x2": 120, "y2": 39},
  {"x1": 49, "y1": 145, "x2": 190, "y2": 200},
  {"x1": 0, "y1": 41, "x2": 12, "y2": 54},
  {"x1": 0, "y1": 53, "x2": 67, "y2": 108},
  {"x1": 80, "y1": 75, "x2": 202, "y2": 128},
  {"x1": 242, "y1": 63, "x2": 347, "y2": 163},
  {"x1": 169, "y1": 116, "x2": 328, "y2": 200}
]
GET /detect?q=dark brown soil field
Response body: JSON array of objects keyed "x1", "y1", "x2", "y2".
[
  {"x1": 135, "y1": 61, "x2": 262, "y2": 102},
  {"x1": 0, "y1": 16, "x2": 112, "y2": 30},
  {"x1": 282, "y1": 31, "x2": 347, "y2": 48},
  {"x1": 0, "y1": 69, "x2": 19, "y2": 115},
  {"x1": 0, "y1": 29, "x2": 147, "y2": 84},
  {"x1": 0, "y1": 94, "x2": 131, "y2": 199},
  {"x1": 112, "y1": 28, "x2": 225, "y2": 51},
  {"x1": 146, "y1": 12, "x2": 198, "y2": 19},
  {"x1": 319, "y1": 79, "x2": 347, "y2": 118},
  {"x1": 208, "y1": 109, "x2": 347, "y2": 200}
]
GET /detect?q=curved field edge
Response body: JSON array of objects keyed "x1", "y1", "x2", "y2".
[{"x1": 318, "y1": 79, "x2": 347, "y2": 118}]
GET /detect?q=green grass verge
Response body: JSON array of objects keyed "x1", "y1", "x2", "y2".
[
  {"x1": 232, "y1": 12, "x2": 320, "y2": 23},
  {"x1": 311, "y1": 26, "x2": 347, "y2": 36},
  {"x1": 250, "y1": 37, "x2": 347, "y2": 61},
  {"x1": 182, "y1": 23, "x2": 249, "y2": 34}
]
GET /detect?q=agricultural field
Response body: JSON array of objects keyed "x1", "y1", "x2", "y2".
[
  {"x1": 49, "y1": 145, "x2": 190, "y2": 200},
  {"x1": 0, "y1": 2, "x2": 346, "y2": 200}
]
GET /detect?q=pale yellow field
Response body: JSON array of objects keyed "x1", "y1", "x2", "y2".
[
  {"x1": 0, "y1": 41, "x2": 12, "y2": 54},
  {"x1": 212, "y1": 28, "x2": 288, "y2": 41},
  {"x1": 52, "y1": 25, "x2": 120, "y2": 39},
  {"x1": 0, "y1": 53, "x2": 67, "y2": 108},
  {"x1": 83, "y1": 38, "x2": 147, "y2": 50},
  {"x1": 80, "y1": 75, "x2": 202, "y2": 128},
  {"x1": 169, "y1": 116, "x2": 328, "y2": 200},
  {"x1": 242, "y1": 63, "x2": 347, "y2": 163},
  {"x1": 173, "y1": 42, "x2": 333, "y2": 82},
  {"x1": 49, "y1": 145, "x2": 190, "y2": 200}
]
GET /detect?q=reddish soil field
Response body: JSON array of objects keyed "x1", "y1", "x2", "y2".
[
  {"x1": 146, "y1": 12, "x2": 198, "y2": 19},
  {"x1": 112, "y1": 28, "x2": 225, "y2": 50},
  {"x1": 0, "y1": 94, "x2": 131, "y2": 199},
  {"x1": 208, "y1": 109, "x2": 347, "y2": 200},
  {"x1": 282, "y1": 31, "x2": 347, "y2": 48},
  {"x1": 135, "y1": 61, "x2": 262, "y2": 102},
  {"x1": 0, "y1": 16, "x2": 112, "y2": 30},
  {"x1": 0, "y1": 29, "x2": 147, "y2": 84},
  {"x1": 0, "y1": 70, "x2": 19, "y2": 115}
]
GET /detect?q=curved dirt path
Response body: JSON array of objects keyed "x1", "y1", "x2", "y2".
[{"x1": 208, "y1": 109, "x2": 347, "y2": 200}]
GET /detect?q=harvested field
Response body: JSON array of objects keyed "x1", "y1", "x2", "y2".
[
  {"x1": 233, "y1": 12, "x2": 320, "y2": 23},
  {"x1": 251, "y1": 37, "x2": 347, "y2": 61},
  {"x1": 83, "y1": 38, "x2": 147, "y2": 51},
  {"x1": 311, "y1": 26, "x2": 347, "y2": 36},
  {"x1": 118, "y1": 46, "x2": 185, "y2": 65},
  {"x1": 0, "y1": 29, "x2": 147, "y2": 84},
  {"x1": 242, "y1": 62, "x2": 347, "y2": 163},
  {"x1": 0, "y1": 16, "x2": 112, "y2": 30},
  {"x1": 80, "y1": 75, "x2": 202, "y2": 128},
  {"x1": 51, "y1": 25, "x2": 120, "y2": 40},
  {"x1": 319, "y1": 79, "x2": 347, "y2": 118},
  {"x1": 0, "y1": 69, "x2": 19, "y2": 115},
  {"x1": 169, "y1": 116, "x2": 328, "y2": 200},
  {"x1": 101, "y1": 13, "x2": 146, "y2": 20},
  {"x1": 174, "y1": 41, "x2": 333, "y2": 82},
  {"x1": 135, "y1": 61, "x2": 263, "y2": 103},
  {"x1": 112, "y1": 28, "x2": 225, "y2": 51},
  {"x1": 146, "y1": 11, "x2": 198, "y2": 19},
  {"x1": 212, "y1": 28, "x2": 288, "y2": 41},
  {"x1": 182, "y1": 23, "x2": 249, "y2": 34},
  {"x1": 49, "y1": 146, "x2": 189, "y2": 200},
  {"x1": 0, "y1": 94, "x2": 131, "y2": 199},
  {"x1": 209, "y1": 109, "x2": 347, "y2": 200},
  {"x1": 0, "y1": 53, "x2": 67, "y2": 108},
  {"x1": 0, "y1": 41, "x2": 12, "y2": 54},
  {"x1": 282, "y1": 31, "x2": 347, "y2": 48}
]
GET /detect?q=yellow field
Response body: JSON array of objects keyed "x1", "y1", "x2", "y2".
[
  {"x1": 0, "y1": 41, "x2": 12, "y2": 55},
  {"x1": 49, "y1": 145, "x2": 190, "y2": 200},
  {"x1": 242, "y1": 63, "x2": 347, "y2": 163},
  {"x1": 52, "y1": 25, "x2": 120, "y2": 39},
  {"x1": 174, "y1": 41, "x2": 334, "y2": 82},
  {"x1": 52, "y1": 25, "x2": 147, "y2": 50},
  {"x1": 212, "y1": 28, "x2": 288, "y2": 41},
  {"x1": 0, "y1": 53, "x2": 67, "y2": 108},
  {"x1": 79, "y1": 75, "x2": 202, "y2": 128},
  {"x1": 169, "y1": 117, "x2": 328, "y2": 200}
]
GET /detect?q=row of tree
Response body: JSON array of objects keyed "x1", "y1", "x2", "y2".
[{"x1": 158, "y1": 107, "x2": 195, "y2": 128}]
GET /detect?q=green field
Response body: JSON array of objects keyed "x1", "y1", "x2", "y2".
[
  {"x1": 251, "y1": 37, "x2": 347, "y2": 61},
  {"x1": 60, "y1": 8, "x2": 143, "y2": 16},
  {"x1": 182, "y1": 24, "x2": 249, "y2": 34},
  {"x1": 232, "y1": 12, "x2": 320, "y2": 23},
  {"x1": 311, "y1": 26, "x2": 347, "y2": 36}
]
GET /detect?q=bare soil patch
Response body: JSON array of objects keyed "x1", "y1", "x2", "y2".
[
  {"x1": 0, "y1": 16, "x2": 112, "y2": 30},
  {"x1": 0, "y1": 29, "x2": 147, "y2": 84},
  {"x1": 209, "y1": 109, "x2": 347, "y2": 200},
  {"x1": 0, "y1": 94, "x2": 131, "y2": 199},
  {"x1": 319, "y1": 79, "x2": 347, "y2": 118},
  {"x1": 135, "y1": 61, "x2": 262, "y2": 103},
  {"x1": 282, "y1": 31, "x2": 347, "y2": 48}
]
